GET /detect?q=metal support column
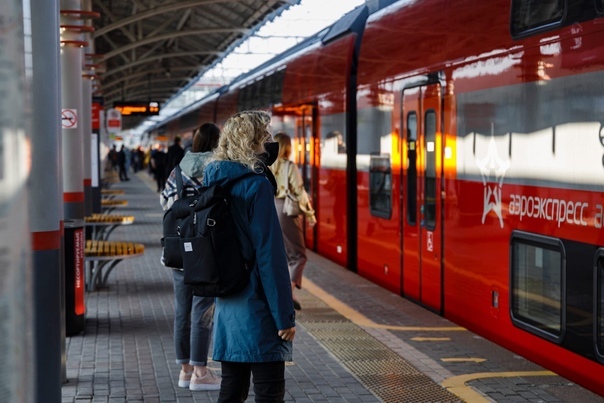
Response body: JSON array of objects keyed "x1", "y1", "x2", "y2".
[
  {"x1": 0, "y1": 0, "x2": 35, "y2": 402},
  {"x1": 82, "y1": 73, "x2": 93, "y2": 216},
  {"x1": 60, "y1": 0, "x2": 86, "y2": 219},
  {"x1": 81, "y1": 0, "x2": 100, "y2": 216},
  {"x1": 30, "y1": 0, "x2": 64, "y2": 401}
]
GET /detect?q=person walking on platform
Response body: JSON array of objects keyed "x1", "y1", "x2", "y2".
[
  {"x1": 270, "y1": 132, "x2": 316, "y2": 311},
  {"x1": 160, "y1": 123, "x2": 222, "y2": 391},
  {"x1": 108, "y1": 144, "x2": 118, "y2": 171},
  {"x1": 202, "y1": 110, "x2": 296, "y2": 402},
  {"x1": 166, "y1": 135, "x2": 185, "y2": 179},
  {"x1": 117, "y1": 145, "x2": 130, "y2": 181},
  {"x1": 151, "y1": 145, "x2": 167, "y2": 192}
]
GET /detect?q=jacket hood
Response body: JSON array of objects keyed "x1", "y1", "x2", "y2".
[
  {"x1": 179, "y1": 151, "x2": 213, "y2": 178},
  {"x1": 202, "y1": 160, "x2": 258, "y2": 187}
]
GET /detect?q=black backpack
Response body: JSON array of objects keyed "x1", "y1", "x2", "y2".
[
  {"x1": 161, "y1": 166, "x2": 201, "y2": 268},
  {"x1": 174, "y1": 173, "x2": 256, "y2": 297}
]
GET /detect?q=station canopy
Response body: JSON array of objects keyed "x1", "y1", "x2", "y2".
[{"x1": 91, "y1": 0, "x2": 299, "y2": 130}]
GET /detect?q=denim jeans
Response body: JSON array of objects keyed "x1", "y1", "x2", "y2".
[
  {"x1": 172, "y1": 269, "x2": 215, "y2": 366},
  {"x1": 217, "y1": 361, "x2": 285, "y2": 403}
]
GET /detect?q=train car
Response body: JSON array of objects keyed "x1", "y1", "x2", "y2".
[
  {"x1": 356, "y1": 0, "x2": 604, "y2": 395},
  {"x1": 153, "y1": 3, "x2": 378, "y2": 267},
  {"x1": 147, "y1": 0, "x2": 604, "y2": 395},
  {"x1": 227, "y1": 8, "x2": 370, "y2": 267}
]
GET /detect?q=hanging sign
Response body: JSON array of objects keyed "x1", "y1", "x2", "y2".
[{"x1": 106, "y1": 108, "x2": 122, "y2": 133}]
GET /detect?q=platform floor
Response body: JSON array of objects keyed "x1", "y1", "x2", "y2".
[{"x1": 62, "y1": 171, "x2": 604, "y2": 402}]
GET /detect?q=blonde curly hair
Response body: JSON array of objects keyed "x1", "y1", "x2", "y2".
[{"x1": 213, "y1": 110, "x2": 272, "y2": 171}]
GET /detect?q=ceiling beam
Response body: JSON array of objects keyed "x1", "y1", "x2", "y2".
[
  {"x1": 92, "y1": 0, "x2": 138, "y2": 43},
  {"x1": 105, "y1": 87, "x2": 177, "y2": 102},
  {"x1": 93, "y1": 0, "x2": 237, "y2": 37},
  {"x1": 100, "y1": 66, "x2": 197, "y2": 89},
  {"x1": 103, "y1": 51, "x2": 219, "y2": 78},
  {"x1": 103, "y1": 76, "x2": 192, "y2": 98},
  {"x1": 100, "y1": 28, "x2": 249, "y2": 61}
]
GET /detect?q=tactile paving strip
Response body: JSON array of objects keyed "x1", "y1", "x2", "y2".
[{"x1": 297, "y1": 291, "x2": 462, "y2": 403}]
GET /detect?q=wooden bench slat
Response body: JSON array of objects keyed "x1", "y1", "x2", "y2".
[{"x1": 85, "y1": 240, "x2": 145, "y2": 290}]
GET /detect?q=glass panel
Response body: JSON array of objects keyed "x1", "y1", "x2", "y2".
[
  {"x1": 369, "y1": 154, "x2": 392, "y2": 218},
  {"x1": 424, "y1": 111, "x2": 436, "y2": 229},
  {"x1": 511, "y1": 237, "x2": 563, "y2": 339},
  {"x1": 303, "y1": 118, "x2": 312, "y2": 193},
  {"x1": 406, "y1": 113, "x2": 417, "y2": 226},
  {"x1": 511, "y1": 0, "x2": 564, "y2": 36}
]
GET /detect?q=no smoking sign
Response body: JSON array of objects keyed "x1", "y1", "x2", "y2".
[{"x1": 62, "y1": 109, "x2": 78, "y2": 129}]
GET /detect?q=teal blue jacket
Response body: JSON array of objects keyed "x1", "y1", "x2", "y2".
[{"x1": 203, "y1": 160, "x2": 295, "y2": 362}]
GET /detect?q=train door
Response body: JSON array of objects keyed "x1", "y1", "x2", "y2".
[
  {"x1": 294, "y1": 106, "x2": 317, "y2": 251},
  {"x1": 401, "y1": 83, "x2": 443, "y2": 312}
]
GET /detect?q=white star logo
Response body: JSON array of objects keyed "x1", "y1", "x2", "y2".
[{"x1": 476, "y1": 136, "x2": 510, "y2": 228}]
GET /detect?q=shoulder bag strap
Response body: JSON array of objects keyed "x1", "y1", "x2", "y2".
[{"x1": 282, "y1": 160, "x2": 291, "y2": 195}]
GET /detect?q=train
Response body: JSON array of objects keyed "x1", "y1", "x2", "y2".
[{"x1": 147, "y1": 0, "x2": 604, "y2": 395}]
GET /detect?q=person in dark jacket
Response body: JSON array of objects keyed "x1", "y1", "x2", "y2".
[
  {"x1": 151, "y1": 145, "x2": 167, "y2": 192},
  {"x1": 165, "y1": 135, "x2": 185, "y2": 178},
  {"x1": 117, "y1": 145, "x2": 130, "y2": 181},
  {"x1": 202, "y1": 110, "x2": 296, "y2": 402},
  {"x1": 160, "y1": 123, "x2": 222, "y2": 391}
]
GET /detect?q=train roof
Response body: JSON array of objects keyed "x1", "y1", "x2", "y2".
[{"x1": 146, "y1": 0, "x2": 399, "y2": 135}]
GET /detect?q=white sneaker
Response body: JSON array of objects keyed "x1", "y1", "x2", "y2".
[
  {"x1": 178, "y1": 370, "x2": 193, "y2": 388},
  {"x1": 189, "y1": 369, "x2": 221, "y2": 391}
]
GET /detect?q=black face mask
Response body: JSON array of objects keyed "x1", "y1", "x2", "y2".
[{"x1": 260, "y1": 141, "x2": 279, "y2": 167}]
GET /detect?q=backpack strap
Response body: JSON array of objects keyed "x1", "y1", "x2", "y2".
[{"x1": 174, "y1": 165, "x2": 184, "y2": 198}]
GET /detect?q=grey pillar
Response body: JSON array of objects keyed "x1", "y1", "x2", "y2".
[
  {"x1": 0, "y1": 0, "x2": 35, "y2": 402},
  {"x1": 30, "y1": 0, "x2": 64, "y2": 401},
  {"x1": 60, "y1": 0, "x2": 85, "y2": 219},
  {"x1": 82, "y1": 73, "x2": 93, "y2": 216}
]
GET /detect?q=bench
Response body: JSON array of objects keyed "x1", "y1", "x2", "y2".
[
  {"x1": 101, "y1": 199, "x2": 128, "y2": 214},
  {"x1": 101, "y1": 171, "x2": 120, "y2": 189},
  {"x1": 101, "y1": 189, "x2": 125, "y2": 200},
  {"x1": 85, "y1": 213, "x2": 135, "y2": 241},
  {"x1": 85, "y1": 240, "x2": 145, "y2": 291}
]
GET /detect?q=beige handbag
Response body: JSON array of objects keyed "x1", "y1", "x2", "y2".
[{"x1": 282, "y1": 161, "x2": 301, "y2": 217}]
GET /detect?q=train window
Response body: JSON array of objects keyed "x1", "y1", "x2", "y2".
[
  {"x1": 511, "y1": 0, "x2": 564, "y2": 38},
  {"x1": 369, "y1": 154, "x2": 392, "y2": 219},
  {"x1": 597, "y1": 0, "x2": 604, "y2": 14},
  {"x1": 424, "y1": 111, "x2": 436, "y2": 230},
  {"x1": 406, "y1": 113, "x2": 417, "y2": 226},
  {"x1": 510, "y1": 231, "x2": 566, "y2": 343},
  {"x1": 596, "y1": 251, "x2": 604, "y2": 361}
]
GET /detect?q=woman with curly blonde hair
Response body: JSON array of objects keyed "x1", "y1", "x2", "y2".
[{"x1": 202, "y1": 110, "x2": 296, "y2": 402}]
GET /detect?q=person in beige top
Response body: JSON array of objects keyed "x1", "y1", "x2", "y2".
[{"x1": 270, "y1": 132, "x2": 317, "y2": 310}]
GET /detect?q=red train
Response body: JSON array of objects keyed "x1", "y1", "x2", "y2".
[{"x1": 149, "y1": 0, "x2": 604, "y2": 395}]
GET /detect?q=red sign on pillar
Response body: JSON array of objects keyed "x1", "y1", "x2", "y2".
[
  {"x1": 73, "y1": 228, "x2": 85, "y2": 315},
  {"x1": 92, "y1": 102, "x2": 101, "y2": 130}
]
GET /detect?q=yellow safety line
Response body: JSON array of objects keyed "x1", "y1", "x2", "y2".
[
  {"x1": 441, "y1": 358, "x2": 486, "y2": 363},
  {"x1": 411, "y1": 337, "x2": 451, "y2": 341},
  {"x1": 304, "y1": 278, "x2": 466, "y2": 331},
  {"x1": 442, "y1": 371, "x2": 556, "y2": 402},
  {"x1": 303, "y1": 279, "x2": 557, "y2": 402}
]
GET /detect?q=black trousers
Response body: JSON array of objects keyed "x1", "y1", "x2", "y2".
[{"x1": 217, "y1": 361, "x2": 285, "y2": 403}]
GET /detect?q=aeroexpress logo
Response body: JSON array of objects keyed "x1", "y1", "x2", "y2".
[{"x1": 476, "y1": 137, "x2": 510, "y2": 228}]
